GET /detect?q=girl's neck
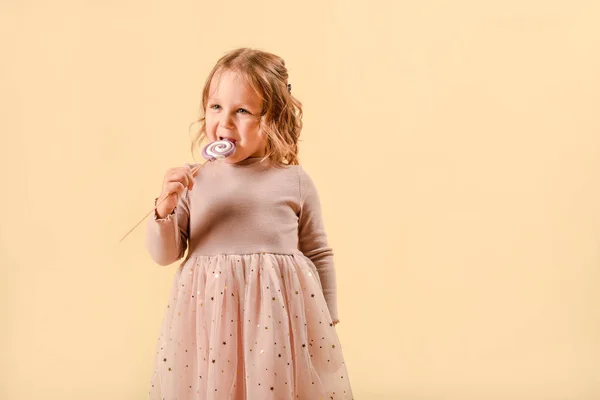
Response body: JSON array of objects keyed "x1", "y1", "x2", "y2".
[{"x1": 222, "y1": 155, "x2": 270, "y2": 167}]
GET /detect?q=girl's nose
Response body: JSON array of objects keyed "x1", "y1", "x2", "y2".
[{"x1": 219, "y1": 113, "x2": 234, "y2": 129}]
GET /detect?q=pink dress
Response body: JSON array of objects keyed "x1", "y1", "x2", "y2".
[{"x1": 146, "y1": 156, "x2": 353, "y2": 399}]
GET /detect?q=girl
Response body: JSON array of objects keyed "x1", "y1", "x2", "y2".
[{"x1": 146, "y1": 48, "x2": 353, "y2": 399}]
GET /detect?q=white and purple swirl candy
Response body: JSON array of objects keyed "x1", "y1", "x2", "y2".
[{"x1": 202, "y1": 139, "x2": 236, "y2": 161}]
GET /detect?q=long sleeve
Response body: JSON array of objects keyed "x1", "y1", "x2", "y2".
[
  {"x1": 145, "y1": 187, "x2": 191, "y2": 266},
  {"x1": 297, "y1": 166, "x2": 339, "y2": 323}
]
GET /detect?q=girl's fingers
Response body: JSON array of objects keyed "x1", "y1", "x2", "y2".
[
  {"x1": 166, "y1": 181, "x2": 185, "y2": 195},
  {"x1": 186, "y1": 170, "x2": 194, "y2": 190},
  {"x1": 164, "y1": 166, "x2": 196, "y2": 192},
  {"x1": 170, "y1": 170, "x2": 189, "y2": 188}
]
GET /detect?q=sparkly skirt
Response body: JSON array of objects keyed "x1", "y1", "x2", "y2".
[{"x1": 148, "y1": 252, "x2": 354, "y2": 400}]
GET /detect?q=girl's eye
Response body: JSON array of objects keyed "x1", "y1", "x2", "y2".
[{"x1": 209, "y1": 105, "x2": 250, "y2": 114}]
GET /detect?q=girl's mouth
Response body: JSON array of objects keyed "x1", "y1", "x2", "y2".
[{"x1": 219, "y1": 136, "x2": 237, "y2": 144}]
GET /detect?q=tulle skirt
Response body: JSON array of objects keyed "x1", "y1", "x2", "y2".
[{"x1": 148, "y1": 252, "x2": 353, "y2": 400}]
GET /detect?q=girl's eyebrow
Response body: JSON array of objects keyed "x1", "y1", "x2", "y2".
[{"x1": 207, "y1": 97, "x2": 258, "y2": 109}]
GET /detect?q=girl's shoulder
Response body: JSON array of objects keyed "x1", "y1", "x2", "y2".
[
  {"x1": 284, "y1": 164, "x2": 320, "y2": 196},
  {"x1": 279, "y1": 162, "x2": 309, "y2": 173},
  {"x1": 275, "y1": 163, "x2": 312, "y2": 180},
  {"x1": 262, "y1": 163, "x2": 316, "y2": 194}
]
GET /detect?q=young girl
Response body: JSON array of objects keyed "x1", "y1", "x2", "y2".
[{"x1": 146, "y1": 48, "x2": 353, "y2": 399}]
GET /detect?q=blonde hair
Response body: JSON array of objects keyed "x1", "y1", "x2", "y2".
[{"x1": 189, "y1": 48, "x2": 303, "y2": 167}]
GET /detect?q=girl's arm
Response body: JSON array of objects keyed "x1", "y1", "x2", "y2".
[
  {"x1": 145, "y1": 187, "x2": 191, "y2": 266},
  {"x1": 297, "y1": 166, "x2": 340, "y2": 324}
]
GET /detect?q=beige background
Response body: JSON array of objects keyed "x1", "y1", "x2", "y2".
[{"x1": 2, "y1": 1, "x2": 600, "y2": 399}]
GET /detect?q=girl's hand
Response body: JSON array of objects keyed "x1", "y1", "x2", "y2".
[{"x1": 155, "y1": 165, "x2": 195, "y2": 218}]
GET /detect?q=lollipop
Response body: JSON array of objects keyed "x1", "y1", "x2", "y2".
[
  {"x1": 119, "y1": 139, "x2": 236, "y2": 242},
  {"x1": 202, "y1": 138, "x2": 236, "y2": 161}
]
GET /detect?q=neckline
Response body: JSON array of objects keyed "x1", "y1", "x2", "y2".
[{"x1": 225, "y1": 156, "x2": 268, "y2": 167}]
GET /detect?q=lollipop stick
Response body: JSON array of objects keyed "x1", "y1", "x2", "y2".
[
  {"x1": 118, "y1": 161, "x2": 208, "y2": 243},
  {"x1": 190, "y1": 163, "x2": 203, "y2": 175}
]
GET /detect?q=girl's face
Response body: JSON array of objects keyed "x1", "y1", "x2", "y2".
[{"x1": 205, "y1": 69, "x2": 266, "y2": 164}]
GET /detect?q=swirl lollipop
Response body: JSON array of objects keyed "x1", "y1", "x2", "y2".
[
  {"x1": 119, "y1": 139, "x2": 236, "y2": 242},
  {"x1": 202, "y1": 138, "x2": 236, "y2": 161}
]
